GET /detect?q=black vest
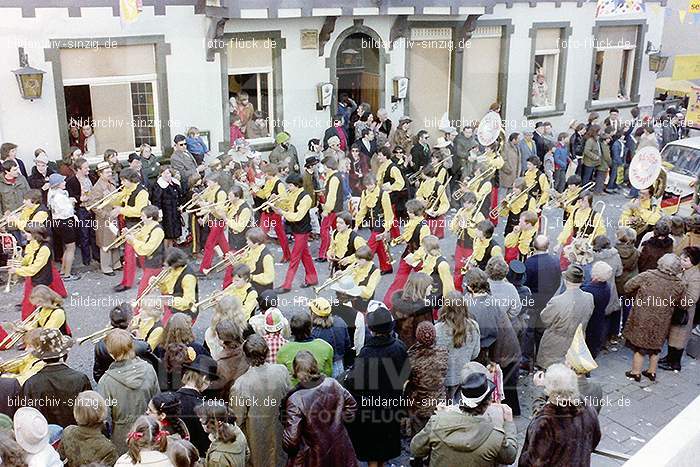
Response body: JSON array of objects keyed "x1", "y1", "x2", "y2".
[
  {"x1": 403, "y1": 220, "x2": 428, "y2": 258},
  {"x1": 251, "y1": 246, "x2": 272, "y2": 285},
  {"x1": 125, "y1": 185, "x2": 146, "y2": 226},
  {"x1": 572, "y1": 208, "x2": 596, "y2": 238},
  {"x1": 31, "y1": 242, "x2": 53, "y2": 287},
  {"x1": 38, "y1": 307, "x2": 68, "y2": 335},
  {"x1": 333, "y1": 231, "x2": 360, "y2": 269},
  {"x1": 366, "y1": 190, "x2": 387, "y2": 233},
  {"x1": 289, "y1": 191, "x2": 312, "y2": 234},
  {"x1": 325, "y1": 172, "x2": 344, "y2": 212},
  {"x1": 143, "y1": 225, "x2": 165, "y2": 269},
  {"x1": 257, "y1": 179, "x2": 282, "y2": 213},
  {"x1": 429, "y1": 256, "x2": 449, "y2": 298},
  {"x1": 476, "y1": 238, "x2": 498, "y2": 271},
  {"x1": 528, "y1": 170, "x2": 543, "y2": 201},
  {"x1": 173, "y1": 265, "x2": 199, "y2": 313},
  {"x1": 228, "y1": 203, "x2": 249, "y2": 251},
  {"x1": 354, "y1": 264, "x2": 377, "y2": 312},
  {"x1": 27, "y1": 205, "x2": 50, "y2": 229}
]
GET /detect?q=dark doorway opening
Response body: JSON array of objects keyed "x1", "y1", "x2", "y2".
[{"x1": 336, "y1": 32, "x2": 380, "y2": 112}]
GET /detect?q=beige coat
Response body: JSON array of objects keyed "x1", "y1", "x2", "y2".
[
  {"x1": 536, "y1": 287, "x2": 594, "y2": 369},
  {"x1": 669, "y1": 265, "x2": 700, "y2": 348},
  {"x1": 85, "y1": 177, "x2": 118, "y2": 247},
  {"x1": 499, "y1": 141, "x2": 520, "y2": 189}
]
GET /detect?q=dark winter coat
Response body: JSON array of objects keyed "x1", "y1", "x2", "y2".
[
  {"x1": 581, "y1": 281, "x2": 611, "y2": 358},
  {"x1": 150, "y1": 178, "x2": 184, "y2": 239},
  {"x1": 283, "y1": 376, "x2": 358, "y2": 467},
  {"x1": 21, "y1": 363, "x2": 91, "y2": 428},
  {"x1": 28, "y1": 165, "x2": 55, "y2": 204},
  {"x1": 58, "y1": 425, "x2": 118, "y2": 467},
  {"x1": 519, "y1": 402, "x2": 601, "y2": 467},
  {"x1": 615, "y1": 242, "x2": 639, "y2": 295},
  {"x1": 524, "y1": 253, "x2": 562, "y2": 314},
  {"x1": 175, "y1": 387, "x2": 210, "y2": 457},
  {"x1": 623, "y1": 269, "x2": 688, "y2": 354},
  {"x1": 345, "y1": 334, "x2": 410, "y2": 462},
  {"x1": 391, "y1": 291, "x2": 434, "y2": 348},
  {"x1": 405, "y1": 344, "x2": 448, "y2": 422},
  {"x1": 206, "y1": 345, "x2": 249, "y2": 400},
  {"x1": 638, "y1": 236, "x2": 674, "y2": 273},
  {"x1": 93, "y1": 338, "x2": 158, "y2": 383},
  {"x1": 311, "y1": 316, "x2": 352, "y2": 362}
]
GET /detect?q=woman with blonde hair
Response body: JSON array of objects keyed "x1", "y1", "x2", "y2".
[
  {"x1": 115, "y1": 415, "x2": 171, "y2": 466},
  {"x1": 435, "y1": 290, "x2": 481, "y2": 400},
  {"x1": 391, "y1": 271, "x2": 433, "y2": 347},
  {"x1": 204, "y1": 295, "x2": 243, "y2": 360},
  {"x1": 59, "y1": 390, "x2": 118, "y2": 467}
]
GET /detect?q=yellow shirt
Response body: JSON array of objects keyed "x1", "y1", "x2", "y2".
[
  {"x1": 16, "y1": 241, "x2": 50, "y2": 278},
  {"x1": 0, "y1": 354, "x2": 45, "y2": 386},
  {"x1": 226, "y1": 199, "x2": 252, "y2": 233},
  {"x1": 322, "y1": 170, "x2": 342, "y2": 215},
  {"x1": 395, "y1": 217, "x2": 431, "y2": 246},
  {"x1": 256, "y1": 176, "x2": 287, "y2": 200},
  {"x1": 119, "y1": 184, "x2": 149, "y2": 218},
  {"x1": 558, "y1": 206, "x2": 606, "y2": 244},
  {"x1": 328, "y1": 230, "x2": 366, "y2": 264},
  {"x1": 281, "y1": 188, "x2": 313, "y2": 223},
  {"x1": 419, "y1": 254, "x2": 455, "y2": 296},
  {"x1": 505, "y1": 227, "x2": 538, "y2": 255},
  {"x1": 137, "y1": 317, "x2": 164, "y2": 350},
  {"x1": 417, "y1": 178, "x2": 449, "y2": 217},
  {"x1": 223, "y1": 284, "x2": 258, "y2": 319},
  {"x1": 244, "y1": 244, "x2": 275, "y2": 286},
  {"x1": 523, "y1": 169, "x2": 550, "y2": 207},
  {"x1": 377, "y1": 160, "x2": 405, "y2": 192},
  {"x1": 485, "y1": 150, "x2": 504, "y2": 171},
  {"x1": 471, "y1": 238, "x2": 503, "y2": 263},
  {"x1": 131, "y1": 222, "x2": 164, "y2": 257},
  {"x1": 352, "y1": 262, "x2": 382, "y2": 300},
  {"x1": 355, "y1": 187, "x2": 394, "y2": 233},
  {"x1": 16, "y1": 205, "x2": 48, "y2": 231},
  {"x1": 159, "y1": 266, "x2": 197, "y2": 312},
  {"x1": 619, "y1": 198, "x2": 661, "y2": 229}
]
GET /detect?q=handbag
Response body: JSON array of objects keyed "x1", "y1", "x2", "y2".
[{"x1": 671, "y1": 305, "x2": 689, "y2": 326}]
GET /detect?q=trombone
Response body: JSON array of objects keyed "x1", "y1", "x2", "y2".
[
  {"x1": 85, "y1": 185, "x2": 124, "y2": 211},
  {"x1": 194, "y1": 283, "x2": 234, "y2": 311},
  {"x1": 0, "y1": 307, "x2": 42, "y2": 350},
  {"x1": 455, "y1": 192, "x2": 488, "y2": 236},
  {"x1": 0, "y1": 352, "x2": 30, "y2": 373},
  {"x1": 2, "y1": 235, "x2": 23, "y2": 293},
  {"x1": 132, "y1": 267, "x2": 173, "y2": 309},
  {"x1": 102, "y1": 220, "x2": 145, "y2": 252},
  {"x1": 0, "y1": 206, "x2": 24, "y2": 230},
  {"x1": 253, "y1": 194, "x2": 285, "y2": 212},
  {"x1": 185, "y1": 200, "x2": 229, "y2": 216},
  {"x1": 489, "y1": 183, "x2": 536, "y2": 218},
  {"x1": 203, "y1": 245, "x2": 251, "y2": 275},
  {"x1": 179, "y1": 187, "x2": 211, "y2": 213},
  {"x1": 77, "y1": 326, "x2": 114, "y2": 345},
  {"x1": 574, "y1": 200, "x2": 606, "y2": 243},
  {"x1": 314, "y1": 268, "x2": 354, "y2": 294},
  {"x1": 452, "y1": 168, "x2": 496, "y2": 200},
  {"x1": 544, "y1": 182, "x2": 595, "y2": 210},
  {"x1": 426, "y1": 176, "x2": 452, "y2": 214}
]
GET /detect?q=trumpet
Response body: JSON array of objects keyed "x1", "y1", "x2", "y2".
[
  {"x1": 102, "y1": 220, "x2": 145, "y2": 252},
  {"x1": 85, "y1": 185, "x2": 124, "y2": 211},
  {"x1": 0, "y1": 351, "x2": 30, "y2": 373},
  {"x1": 0, "y1": 307, "x2": 42, "y2": 350},
  {"x1": 455, "y1": 193, "x2": 488, "y2": 236},
  {"x1": 203, "y1": 245, "x2": 251, "y2": 275},
  {"x1": 489, "y1": 183, "x2": 536, "y2": 218},
  {"x1": 253, "y1": 194, "x2": 285, "y2": 212},
  {"x1": 186, "y1": 200, "x2": 229, "y2": 216},
  {"x1": 132, "y1": 267, "x2": 173, "y2": 309},
  {"x1": 452, "y1": 168, "x2": 496, "y2": 200},
  {"x1": 0, "y1": 206, "x2": 24, "y2": 230},
  {"x1": 544, "y1": 182, "x2": 595, "y2": 210},
  {"x1": 407, "y1": 155, "x2": 454, "y2": 185},
  {"x1": 314, "y1": 268, "x2": 354, "y2": 294},
  {"x1": 77, "y1": 326, "x2": 114, "y2": 345},
  {"x1": 179, "y1": 186, "x2": 214, "y2": 213}
]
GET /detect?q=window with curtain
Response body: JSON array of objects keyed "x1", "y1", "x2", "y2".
[
  {"x1": 591, "y1": 26, "x2": 638, "y2": 103},
  {"x1": 531, "y1": 28, "x2": 561, "y2": 111}
]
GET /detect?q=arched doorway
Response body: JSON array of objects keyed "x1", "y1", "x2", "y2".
[{"x1": 335, "y1": 32, "x2": 380, "y2": 112}]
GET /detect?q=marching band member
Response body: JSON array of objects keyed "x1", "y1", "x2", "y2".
[
  {"x1": 416, "y1": 165, "x2": 450, "y2": 238},
  {"x1": 126, "y1": 205, "x2": 165, "y2": 302},
  {"x1": 223, "y1": 263, "x2": 258, "y2": 319},
  {"x1": 10, "y1": 225, "x2": 67, "y2": 320},
  {"x1": 500, "y1": 177, "x2": 538, "y2": 236},
  {"x1": 504, "y1": 210, "x2": 539, "y2": 263},
  {"x1": 274, "y1": 173, "x2": 318, "y2": 293},
  {"x1": 461, "y1": 162, "x2": 494, "y2": 222},
  {"x1": 375, "y1": 147, "x2": 406, "y2": 238},
  {"x1": 2, "y1": 285, "x2": 70, "y2": 348},
  {"x1": 86, "y1": 162, "x2": 121, "y2": 275},
  {"x1": 483, "y1": 142, "x2": 504, "y2": 225},
  {"x1": 327, "y1": 211, "x2": 367, "y2": 271},
  {"x1": 558, "y1": 175, "x2": 584, "y2": 223},
  {"x1": 449, "y1": 191, "x2": 484, "y2": 291},
  {"x1": 431, "y1": 149, "x2": 450, "y2": 186},
  {"x1": 523, "y1": 156, "x2": 550, "y2": 211},
  {"x1": 348, "y1": 245, "x2": 381, "y2": 312},
  {"x1": 619, "y1": 187, "x2": 662, "y2": 243},
  {"x1": 317, "y1": 156, "x2": 344, "y2": 262},
  {"x1": 133, "y1": 300, "x2": 165, "y2": 351},
  {"x1": 0, "y1": 329, "x2": 44, "y2": 384},
  {"x1": 198, "y1": 173, "x2": 230, "y2": 273},
  {"x1": 185, "y1": 173, "x2": 207, "y2": 255},
  {"x1": 255, "y1": 164, "x2": 290, "y2": 262},
  {"x1": 405, "y1": 235, "x2": 454, "y2": 305},
  {"x1": 383, "y1": 199, "x2": 430, "y2": 307},
  {"x1": 465, "y1": 220, "x2": 503, "y2": 271},
  {"x1": 113, "y1": 168, "x2": 149, "y2": 292},
  {"x1": 12, "y1": 189, "x2": 49, "y2": 233},
  {"x1": 556, "y1": 192, "x2": 606, "y2": 269},
  {"x1": 158, "y1": 248, "x2": 199, "y2": 323},
  {"x1": 353, "y1": 173, "x2": 394, "y2": 274},
  {"x1": 240, "y1": 227, "x2": 275, "y2": 295},
  {"x1": 222, "y1": 185, "x2": 253, "y2": 288}
]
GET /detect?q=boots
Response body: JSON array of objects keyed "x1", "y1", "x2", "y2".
[{"x1": 658, "y1": 346, "x2": 683, "y2": 372}]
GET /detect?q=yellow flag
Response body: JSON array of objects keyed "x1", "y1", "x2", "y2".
[
  {"x1": 679, "y1": 9, "x2": 688, "y2": 23},
  {"x1": 120, "y1": 0, "x2": 142, "y2": 24},
  {"x1": 689, "y1": 0, "x2": 700, "y2": 14}
]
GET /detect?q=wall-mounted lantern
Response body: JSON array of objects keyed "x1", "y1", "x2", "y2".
[
  {"x1": 317, "y1": 82, "x2": 334, "y2": 110},
  {"x1": 12, "y1": 47, "x2": 45, "y2": 101},
  {"x1": 645, "y1": 41, "x2": 669, "y2": 73},
  {"x1": 392, "y1": 77, "x2": 408, "y2": 103}
]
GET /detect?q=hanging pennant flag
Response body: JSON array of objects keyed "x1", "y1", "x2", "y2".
[
  {"x1": 120, "y1": 0, "x2": 143, "y2": 24},
  {"x1": 596, "y1": 0, "x2": 646, "y2": 17},
  {"x1": 689, "y1": 0, "x2": 700, "y2": 14},
  {"x1": 679, "y1": 9, "x2": 688, "y2": 23}
]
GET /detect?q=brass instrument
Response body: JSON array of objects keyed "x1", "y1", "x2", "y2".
[
  {"x1": 455, "y1": 193, "x2": 489, "y2": 236},
  {"x1": 574, "y1": 200, "x2": 606, "y2": 243},
  {"x1": 460, "y1": 254, "x2": 476, "y2": 275},
  {"x1": 194, "y1": 283, "x2": 234, "y2": 311},
  {"x1": 427, "y1": 176, "x2": 452, "y2": 214},
  {"x1": 203, "y1": 245, "x2": 251, "y2": 275},
  {"x1": 185, "y1": 200, "x2": 229, "y2": 216},
  {"x1": 489, "y1": 183, "x2": 536, "y2": 218},
  {"x1": 314, "y1": 268, "x2": 354, "y2": 294},
  {"x1": 77, "y1": 326, "x2": 114, "y2": 345},
  {"x1": 85, "y1": 185, "x2": 125, "y2": 211},
  {"x1": 544, "y1": 182, "x2": 595, "y2": 210},
  {"x1": 407, "y1": 155, "x2": 454, "y2": 185},
  {"x1": 179, "y1": 185, "x2": 214, "y2": 213},
  {"x1": 102, "y1": 220, "x2": 145, "y2": 251},
  {"x1": 0, "y1": 307, "x2": 42, "y2": 350},
  {"x1": 452, "y1": 168, "x2": 497, "y2": 200},
  {"x1": 0, "y1": 351, "x2": 30, "y2": 373},
  {"x1": 132, "y1": 266, "x2": 173, "y2": 309},
  {"x1": 253, "y1": 194, "x2": 285, "y2": 212},
  {"x1": 0, "y1": 206, "x2": 24, "y2": 230},
  {"x1": 383, "y1": 233, "x2": 394, "y2": 264}
]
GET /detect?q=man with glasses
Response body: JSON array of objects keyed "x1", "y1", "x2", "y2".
[{"x1": 170, "y1": 134, "x2": 205, "y2": 191}]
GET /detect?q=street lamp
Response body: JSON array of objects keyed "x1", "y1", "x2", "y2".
[
  {"x1": 12, "y1": 47, "x2": 45, "y2": 100},
  {"x1": 645, "y1": 41, "x2": 669, "y2": 73}
]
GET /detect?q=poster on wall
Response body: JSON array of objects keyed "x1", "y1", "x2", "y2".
[
  {"x1": 596, "y1": 0, "x2": 645, "y2": 18},
  {"x1": 672, "y1": 55, "x2": 700, "y2": 81}
]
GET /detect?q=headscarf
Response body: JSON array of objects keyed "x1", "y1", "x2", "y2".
[
  {"x1": 657, "y1": 253, "x2": 683, "y2": 276},
  {"x1": 415, "y1": 321, "x2": 436, "y2": 348}
]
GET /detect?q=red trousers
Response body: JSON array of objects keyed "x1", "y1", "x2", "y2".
[
  {"x1": 281, "y1": 233, "x2": 318, "y2": 289},
  {"x1": 390, "y1": 205, "x2": 401, "y2": 239},
  {"x1": 120, "y1": 243, "x2": 137, "y2": 288},
  {"x1": 489, "y1": 186, "x2": 499, "y2": 225},
  {"x1": 134, "y1": 267, "x2": 162, "y2": 313},
  {"x1": 367, "y1": 231, "x2": 393, "y2": 273},
  {"x1": 559, "y1": 234, "x2": 573, "y2": 271},
  {"x1": 260, "y1": 212, "x2": 290, "y2": 261},
  {"x1": 504, "y1": 247, "x2": 519, "y2": 264},
  {"x1": 317, "y1": 212, "x2": 337, "y2": 260},
  {"x1": 426, "y1": 215, "x2": 446, "y2": 239},
  {"x1": 200, "y1": 223, "x2": 230, "y2": 272},
  {"x1": 453, "y1": 245, "x2": 473, "y2": 292},
  {"x1": 383, "y1": 259, "x2": 413, "y2": 309}
]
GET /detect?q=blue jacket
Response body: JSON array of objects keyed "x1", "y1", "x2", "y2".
[
  {"x1": 311, "y1": 316, "x2": 352, "y2": 361},
  {"x1": 611, "y1": 139, "x2": 624, "y2": 165},
  {"x1": 524, "y1": 253, "x2": 562, "y2": 313},
  {"x1": 186, "y1": 136, "x2": 208, "y2": 156},
  {"x1": 553, "y1": 144, "x2": 570, "y2": 170}
]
